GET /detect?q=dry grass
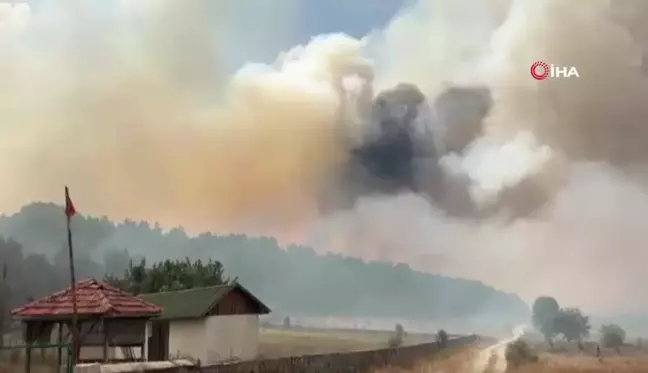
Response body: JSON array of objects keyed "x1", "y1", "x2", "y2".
[
  {"x1": 258, "y1": 327, "x2": 434, "y2": 358},
  {"x1": 517, "y1": 355, "x2": 648, "y2": 373},
  {"x1": 374, "y1": 347, "x2": 482, "y2": 373},
  {"x1": 375, "y1": 347, "x2": 648, "y2": 373}
]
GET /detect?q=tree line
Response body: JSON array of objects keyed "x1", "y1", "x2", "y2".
[{"x1": 0, "y1": 202, "x2": 529, "y2": 325}]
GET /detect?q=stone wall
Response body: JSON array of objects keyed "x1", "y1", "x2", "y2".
[{"x1": 201, "y1": 334, "x2": 479, "y2": 373}]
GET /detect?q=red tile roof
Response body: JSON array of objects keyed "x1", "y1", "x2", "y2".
[{"x1": 11, "y1": 278, "x2": 162, "y2": 319}]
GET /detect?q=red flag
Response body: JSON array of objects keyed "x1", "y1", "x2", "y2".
[{"x1": 65, "y1": 186, "x2": 76, "y2": 218}]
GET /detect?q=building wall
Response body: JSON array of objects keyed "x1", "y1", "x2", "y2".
[
  {"x1": 213, "y1": 289, "x2": 261, "y2": 315},
  {"x1": 80, "y1": 346, "x2": 144, "y2": 361},
  {"x1": 204, "y1": 314, "x2": 259, "y2": 364},
  {"x1": 168, "y1": 319, "x2": 207, "y2": 362}
]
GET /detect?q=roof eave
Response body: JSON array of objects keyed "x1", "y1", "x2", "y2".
[
  {"x1": 12, "y1": 312, "x2": 161, "y2": 321},
  {"x1": 154, "y1": 315, "x2": 204, "y2": 321}
]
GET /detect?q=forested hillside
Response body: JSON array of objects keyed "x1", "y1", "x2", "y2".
[{"x1": 0, "y1": 202, "x2": 529, "y2": 321}]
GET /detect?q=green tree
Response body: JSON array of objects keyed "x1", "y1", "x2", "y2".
[
  {"x1": 436, "y1": 329, "x2": 448, "y2": 349},
  {"x1": 553, "y1": 308, "x2": 590, "y2": 343},
  {"x1": 105, "y1": 257, "x2": 227, "y2": 294},
  {"x1": 600, "y1": 324, "x2": 625, "y2": 354},
  {"x1": 395, "y1": 323, "x2": 405, "y2": 339},
  {"x1": 532, "y1": 296, "x2": 560, "y2": 346},
  {"x1": 388, "y1": 324, "x2": 406, "y2": 348}
]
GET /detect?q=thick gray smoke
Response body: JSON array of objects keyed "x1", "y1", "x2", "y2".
[
  {"x1": 332, "y1": 82, "x2": 553, "y2": 219},
  {"x1": 334, "y1": 84, "x2": 474, "y2": 216}
]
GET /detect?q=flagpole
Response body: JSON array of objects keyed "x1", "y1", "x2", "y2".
[{"x1": 65, "y1": 186, "x2": 79, "y2": 364}]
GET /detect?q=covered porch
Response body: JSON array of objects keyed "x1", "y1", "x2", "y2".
[{"x1": 10, "y1": 278, "x2": 161, "y2": 372}]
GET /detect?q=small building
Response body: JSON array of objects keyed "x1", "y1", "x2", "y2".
[
  {"x1": 11, "y1": 278, "x2": 161, "y2": 370},
  {"x1": 140, "y1": 282, "x2": 270, "y2": 365}
]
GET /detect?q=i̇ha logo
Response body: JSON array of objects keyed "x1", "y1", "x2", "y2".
[{"x1": 530, "y1": 61, "x2": 579, "y2": 80}]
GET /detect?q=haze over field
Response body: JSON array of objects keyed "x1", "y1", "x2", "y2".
[{"x1": 2, "y1": 0, "x2": 648, "y2": 315}]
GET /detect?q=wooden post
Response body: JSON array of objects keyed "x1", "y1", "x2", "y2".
[
  {"x1": 25, "y1": 343, "x2": 32, "y2": 373},
  {"x1": 102, "y1": 319, "x2": 108, "y2": 363},
  {"x1": 24, "y1": 323, "x2": 32, "y2": 373},
  {"x1": 57, "y1": 322, "x2": 62, "y2": 370}
]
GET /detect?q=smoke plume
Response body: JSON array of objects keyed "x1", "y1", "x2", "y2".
[{"x1": 3, "y1": 0, "x2": 648, "y2": 313}]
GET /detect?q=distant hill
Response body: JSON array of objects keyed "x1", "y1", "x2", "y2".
[{"x1": 0, "y1": 202, "x2": 529, "y2": 322}]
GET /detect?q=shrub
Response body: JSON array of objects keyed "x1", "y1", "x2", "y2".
[
  {"x1": 505, "y1": 339, "x2": 538, "y2": 367},
  {"x1": 436, "y1": 329, "x2": 448, "y2": 348},
  {"x1": 395, "y1": 323, "x2": 405, "y2": 338},
  {"x1": 600, "y1": 324, "x2": 625, "y2": 352},
  {"x1": 388, "y1": 323, "x2": 405, "y2": 348}
]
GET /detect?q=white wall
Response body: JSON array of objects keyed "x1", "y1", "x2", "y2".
[
  {"x1": 80, "y1": 346, "x2": 143, "y2": 361},
  {"x1": 204, "y1": 315, "x2": 259, "y2": 364},
  {"x1": 168, "y1": 319, "x2": 207, "y2": 362}
]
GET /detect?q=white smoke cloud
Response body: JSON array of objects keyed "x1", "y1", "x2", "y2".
[
  {"x1": 440, "y1": 131, "x2": 554, "y2": 207},
  {"x1": 0, "y1": 3, "x2": 30, "y2": 31},
  {"x1": 309, "y1": 162, "x2": 648, "y2": 313},
  {"x1": 364, "y1": 0, "x2": 510, "y2": 93}
]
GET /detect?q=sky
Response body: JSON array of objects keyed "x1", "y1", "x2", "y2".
[{"x1": 214, "y1": 0, "x2": 406, "y2": 71}]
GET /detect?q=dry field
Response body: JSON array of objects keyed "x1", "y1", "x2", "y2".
[
  {"x1": 376, "y1": 346, "x2": 648, "y2": 373},
  {"x1": 7, "y1": 329, "x2": 648, "y2": 373},
  {"x1": 258, "y1": 326, "x2": 435, "y2": 358}
]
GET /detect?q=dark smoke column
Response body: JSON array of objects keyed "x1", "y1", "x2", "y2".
[
  {"x1": 354, "y1": 83, "x2": 426, "y2": 193},
  {"x1": 324, "y1": 83, "x2": 439, "y2": 211},
  {"x1": 333, "y1": 84, "x2": 494, "y2": 214},
  {"x1": 323, "y1": 81, "x2": 552, "y2": 220}
]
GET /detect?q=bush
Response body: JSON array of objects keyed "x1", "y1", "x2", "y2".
[
  {"x1": 600, "y1": 324, "x2": 625, "y2": 351},
  {"x1": 388, "y1": 323, "x2": 405, "y2": 348},
  {"x1": 505, "y1": 339, "x2": 538, "y2": 367},
  {"x1": 436, "y1": 329, "x2": 448, "y2": 348},
  {"x1": 395, "y1": 323, "x2": 405, "y2": 338}
]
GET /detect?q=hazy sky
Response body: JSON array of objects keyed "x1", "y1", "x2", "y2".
[{"x1": 216, "y1": 0, "x2": 406, "y2": 71}]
